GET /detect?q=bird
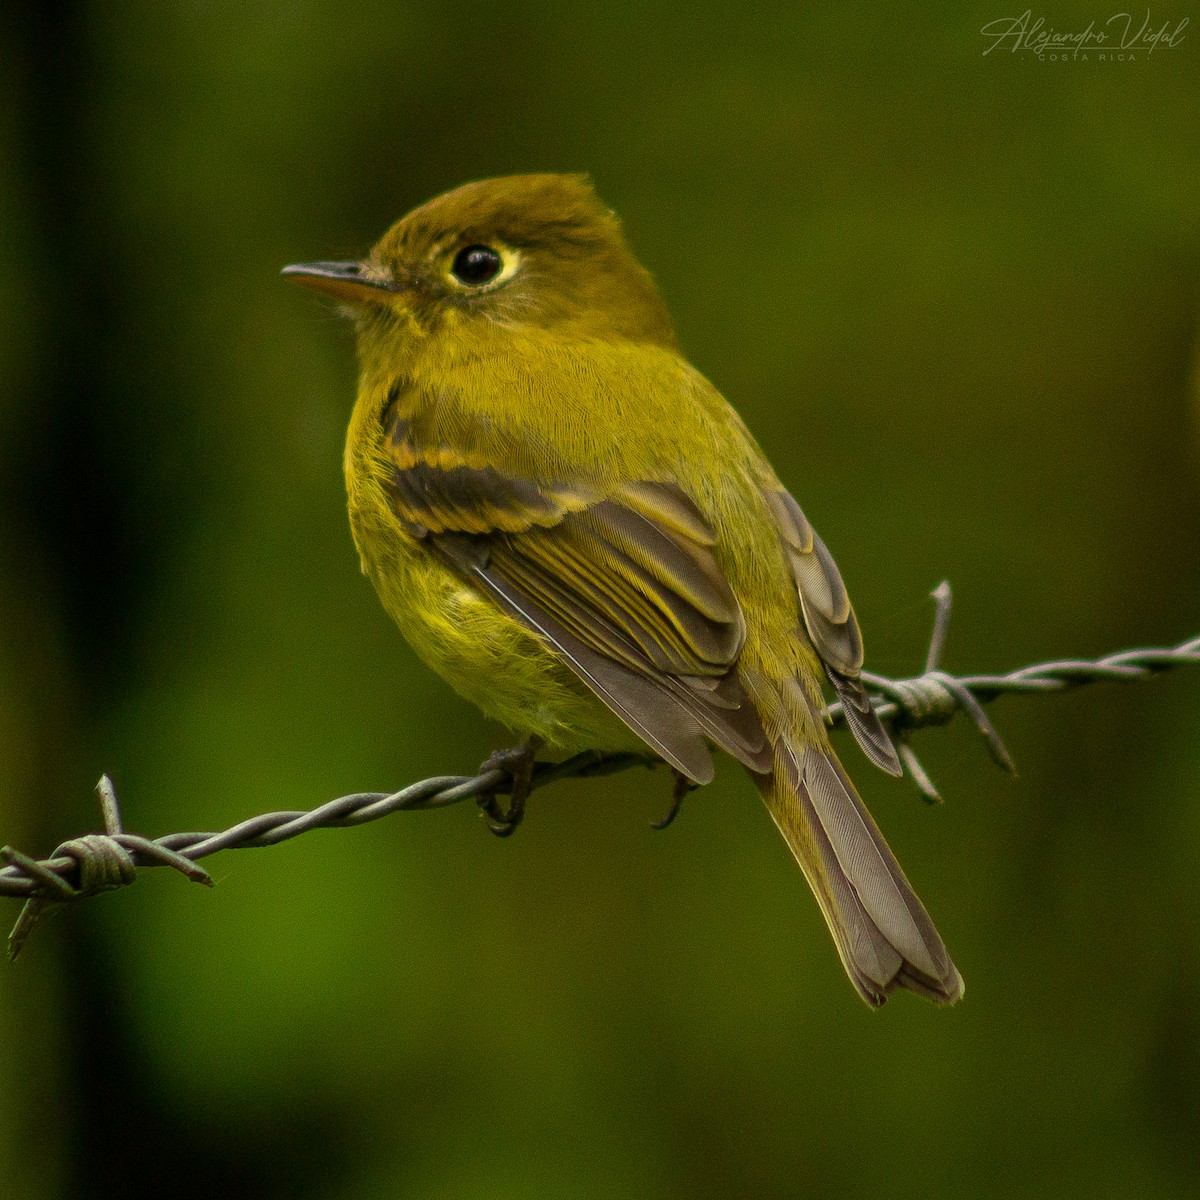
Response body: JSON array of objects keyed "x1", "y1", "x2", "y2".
[{"x1": 283, "y1": 174, "x2": 963, "y2": 1006}]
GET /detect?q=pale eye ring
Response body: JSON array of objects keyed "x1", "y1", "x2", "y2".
[{"x1": 451, "y1": 244, "x2": 503, "y2": 285}]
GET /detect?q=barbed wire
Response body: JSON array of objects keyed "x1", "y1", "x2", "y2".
[{"x1": 2, "y1": 583, "x2": 1197, "y2": 958}]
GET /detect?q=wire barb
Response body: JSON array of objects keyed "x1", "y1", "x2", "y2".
[
  {"x1": 2, "y1": 592, "x2": 1197, "y2": 955},
  {"x1": 857, "y1": 583, "x2": 1017, "y2": 802},
  {"x1": 4, "y1": 776, "x2": 213, "y2": 960}
]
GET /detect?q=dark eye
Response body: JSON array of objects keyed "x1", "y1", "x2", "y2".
[{"x1": 451, "y1": 244, "x2": 503, "y2": 286}]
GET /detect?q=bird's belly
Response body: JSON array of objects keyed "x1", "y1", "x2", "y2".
[{"x1": 360, "y1": 527, "x2": 636, "y2": 753}]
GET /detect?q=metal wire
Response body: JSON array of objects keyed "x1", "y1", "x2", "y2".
[{"x1": 2, "y1": 581, "x2": 1197, "y2": 957}]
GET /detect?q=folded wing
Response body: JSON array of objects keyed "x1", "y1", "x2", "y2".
[
  {"x1": 761, "y1": 486, "x2": 902, "y2": 776},
  {"x1": 383, "y1": 429, "x2": 770, "y2": 781}
]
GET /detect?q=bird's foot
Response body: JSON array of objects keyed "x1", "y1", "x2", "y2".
[
  {"x1": 651, "y1": 770, "x2": 696, "y2": 830},
  {"x1": 477, "y1": 736, "x2": 542, "y2": 838}
]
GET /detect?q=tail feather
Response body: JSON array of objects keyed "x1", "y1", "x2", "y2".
[{"x1": 755, "y1": 739, "x2": 963, "y2": 1007}]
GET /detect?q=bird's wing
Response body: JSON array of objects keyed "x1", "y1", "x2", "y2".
[
  {"x1": 760, "y1": 486, "x2": 902, "y2": 776},
  {"x1": 383, "y1": 434, "x2": 770, "y2": 782}
]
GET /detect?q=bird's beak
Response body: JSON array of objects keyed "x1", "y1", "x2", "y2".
[{"x1": 280, "y1": 260, "x2": 398, "y2": 305}]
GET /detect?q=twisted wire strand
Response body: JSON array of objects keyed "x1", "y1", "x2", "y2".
[{"x1": 2, "y1": 616, "x2": 1197, "y2": 953}]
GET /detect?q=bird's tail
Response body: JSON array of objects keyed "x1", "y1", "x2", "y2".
[{"x1": 753, "y1": 739, "x2": 964, "y2": 1006}]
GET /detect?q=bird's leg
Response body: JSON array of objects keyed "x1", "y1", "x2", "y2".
[
  {"x1": 651, "y1": 769, "x2": 696, "y2": 830},
  {"x1": 477, "y1": 735, "x2": 543, "y2": 838}
]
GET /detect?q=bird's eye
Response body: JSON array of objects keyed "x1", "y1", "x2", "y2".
[{"x1": 451, "y1": 244, "x2": 503, "y2": 286}]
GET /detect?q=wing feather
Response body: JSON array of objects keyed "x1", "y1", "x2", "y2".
[
  {"x1": 384, "y1": 435, "x2": 768, "y2": 777},
  {"x1": 761, "y1": 485, "x2": 902, "y2": 776}
]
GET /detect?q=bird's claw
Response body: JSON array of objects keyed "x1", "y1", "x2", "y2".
[
  {"x1": 477, "y1": 737, "x2": 542, "y2": 837},
  {"x1": 651, "y1": 770, "x2": 696, "y2": 830}
]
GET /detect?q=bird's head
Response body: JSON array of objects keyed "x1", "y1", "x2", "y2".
[{"x1": 284, "y1": 174, "x2": 678, "y2": 352}]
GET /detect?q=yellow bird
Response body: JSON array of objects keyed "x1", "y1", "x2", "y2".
[{"x1": 284, "y1": 174, "x2": 963, "y2": 1007}]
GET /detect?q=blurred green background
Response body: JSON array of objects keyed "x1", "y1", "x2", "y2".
[{"x1": 2, "y1": 2, "x2": 1198, "y2": 1197}]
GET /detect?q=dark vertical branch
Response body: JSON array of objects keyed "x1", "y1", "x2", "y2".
[{"x1": 7, "y1": 1, "x2": 141, "y2": 695}]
